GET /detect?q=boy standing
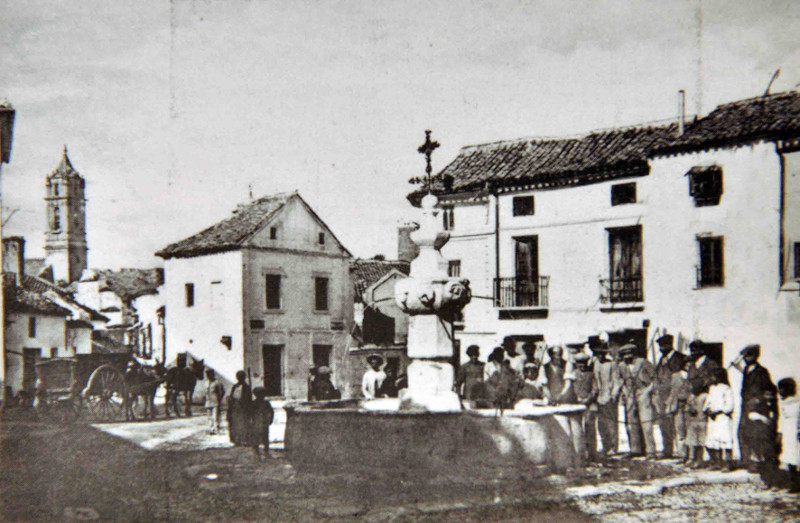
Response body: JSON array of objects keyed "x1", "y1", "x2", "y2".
[
  {"x1": 204, "y1": 369, "x2": 225, "y2": 435},
  {"x1": 251, "y1": 386, "x2": 275, "y2": 460}
]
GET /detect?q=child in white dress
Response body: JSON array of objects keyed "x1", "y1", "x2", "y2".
[
  {"x1": 703, "y1": 367, "x2": 734, "y2": 470},
  {"x1": 777, "y1": 378, "x2": 800, "y2": 492}
]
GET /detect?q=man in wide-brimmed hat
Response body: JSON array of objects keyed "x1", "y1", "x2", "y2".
[
  {"x1": 361, "y1": 354, "x2": 386, "y2": 400},
  {"x1": 589, "y1": 335, "x2": 621, "y2": 457},
  {"x1": 618, "y1": 343, "x2": 657, "y2": 458}
]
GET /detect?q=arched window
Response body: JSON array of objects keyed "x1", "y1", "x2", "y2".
[{"x1": 51, "y1": 205, "x2": 61, "y2": 231}]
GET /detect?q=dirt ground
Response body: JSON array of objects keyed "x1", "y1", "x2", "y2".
[{"x1": 1, "y1": 419, "x2": 798, "y2": 522}]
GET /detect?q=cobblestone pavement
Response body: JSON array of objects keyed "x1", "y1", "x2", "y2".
[
  {"x1": 574, "y1": 482, "x2": 800, "y2": 522},
  {"x1": 3, "y1": 419, "x2": 798, "y2": 522}
]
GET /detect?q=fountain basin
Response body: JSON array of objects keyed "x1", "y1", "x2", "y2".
[{"x1": 284, "y1": 400, "x2": 586, "y2": 478}]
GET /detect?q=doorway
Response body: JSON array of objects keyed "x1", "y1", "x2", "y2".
[
  {"x1": 262, "y1": 345, "x2": 283, "y2": 396},
  {"x1": 23, "y1": 348, "x2": 41, "y2": 393}
]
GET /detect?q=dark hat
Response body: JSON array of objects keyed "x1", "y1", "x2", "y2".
[
  {"x1": 657, "y1": 334, "x2": 674, "y2": 346},
  {"x1": 366, "y1": 354, "x2": 384, "y2": 365},
  {"x1": 236, "y1": 370, "x2": 247, "y2": 380},
  {"x1": 253, "y1": 386, "x2": 268, "y2": 398},
  {"x1": 740, "y1": 344, "x2": 760, "y2": 357},
  {"x1": 588, "y1": 336, "x2": 605, "y2": 350},
  {"x1": 466, "y1": 345, "x2": 480, "y2": 356},
  {"x1": 618, "y1": 343, "x2": 637, "y2": 355},
  {"x1": 566, "y1": 343, "x2": 584, "y2": 350},
  {"x1": 689, "y1": 340, "x2": 704, "y2": 351}
]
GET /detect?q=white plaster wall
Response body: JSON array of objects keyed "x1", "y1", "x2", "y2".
[
  {"x1": 4, "y1": 312, "x2": 66, "y2": 391},
  {"x1": 648, "y1": 144, "x2": 800, "y2": 381},
  {"x1": 133, "y1": 292, "x2": 165, "y2": 362},
  {"x1": 438, "y1": 200, "x2": 497, "y2": 360},
  {"x1": 67, "y1": 326, "x2": 92, "y2": 355},
  {"x1": 163, "y1": 251, "x2": 244, "y2": 383}
]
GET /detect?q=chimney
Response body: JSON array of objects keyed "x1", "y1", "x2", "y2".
[
  {"x1": 2, "y1": 236, "x2": 25, "y2": 282},
  {"x1": 397, "y1": 221, "x2": 420, "y2": 263},
  {"x1": 678, "y1": 90, "x2": 686, "y2": 136}
]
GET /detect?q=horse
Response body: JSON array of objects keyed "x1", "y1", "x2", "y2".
[
  {"x1": 164, "y1": 358, "x2": 204, "y2": 417},
  {"x1": 125, "y1": 361, "x2": 166, "y2": 421}
]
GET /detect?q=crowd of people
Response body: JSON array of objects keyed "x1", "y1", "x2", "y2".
[{"x1": 453, "y1": 335, "x2": 800, "y2": 492}]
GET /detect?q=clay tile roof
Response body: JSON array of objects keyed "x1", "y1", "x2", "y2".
[
  {"x1": 653, "y1": 90, "x2": 800, "y2": 156},
  {"x1": 410, "y1": 90, "x2": 800, "y2": 202},
  {"x1": 409, "y1": 123, "x2": 678, "y2": 202},
  {"x1": 3, "y1": 274, "x2": 70, "y2": 316},
  {"x1": 92, "y1": 268, "x2": 164, "y2": 303},
  {"x1": 350, "y1": 259, "x2": 410, "y2": 303},
  {"x1": 20, "y1": 273, "x2": 109, "y2": 322},
  {"x1": 156, "y1": 192, "x2": 294, "y2": 259}
]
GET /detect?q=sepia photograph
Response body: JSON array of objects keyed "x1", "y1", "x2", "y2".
[{"x1": 1, "y1": 1, "x2": 799, "y2": 521}]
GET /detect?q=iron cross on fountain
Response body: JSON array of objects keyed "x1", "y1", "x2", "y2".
[{"x1": 417, "y1": 130, "x2": 440, "y2": 193}]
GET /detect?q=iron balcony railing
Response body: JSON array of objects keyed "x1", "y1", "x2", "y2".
[
  {"x1": 599, "y1": 276, "x2": 643, "y2": 303},
  {"x1": 494, "y1": 276, "x2": 550, "y2": 308}
]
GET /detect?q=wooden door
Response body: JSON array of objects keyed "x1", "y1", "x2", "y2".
[{"x1": 262, "y1": 345, "x2": 283, "y2": 397}]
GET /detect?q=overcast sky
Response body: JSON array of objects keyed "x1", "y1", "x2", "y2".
[{"x1": 2, "y1": 0, "x2": 799, "y2": 269}]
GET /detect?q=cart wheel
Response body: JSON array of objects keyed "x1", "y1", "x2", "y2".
[{"x1": 83, "y1": 365, "x2": 128, "y2": 422}]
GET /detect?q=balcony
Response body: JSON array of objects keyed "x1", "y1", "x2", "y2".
[
  {"x1": 599, "y1": 277, "x2": 643, "y2": 309},
  {"x1": 494, "y1": 277, "x2": 549, "y2": 319}
]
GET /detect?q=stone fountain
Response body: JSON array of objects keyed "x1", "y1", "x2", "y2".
[{"x1": 284, "y1": 132, "x2": 586, "y2": 478}]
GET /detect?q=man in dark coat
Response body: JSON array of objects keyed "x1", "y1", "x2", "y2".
[
  {"x1": 654, "y1": 334, "x2": 686, "y2": 458},
  {"x1": 732, "y1": 344, "x2": 777, "y2": 472},
  {"x1": 227, "y1": 370, "x2": 252, "y2": 446}
]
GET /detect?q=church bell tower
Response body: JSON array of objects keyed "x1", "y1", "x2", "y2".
[{"x1": 44, "y1": 146, "x2": 87, "y2": 283}]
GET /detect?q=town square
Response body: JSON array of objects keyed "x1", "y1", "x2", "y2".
[{"x1": 2, "y1": 1, "x2": 800, "y2": 521}]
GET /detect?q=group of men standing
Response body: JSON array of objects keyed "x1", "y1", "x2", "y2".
[{"x1": 453, "y1": 334, "x2": 790, "y2": 471}]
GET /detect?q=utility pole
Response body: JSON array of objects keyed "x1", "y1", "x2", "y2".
[{"x1": 0, "y1": 100, "x2": 16, "y2": 404}]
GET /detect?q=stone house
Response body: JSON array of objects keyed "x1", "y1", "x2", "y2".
[
  {"x1": 3, "y1": 273, "x2": 71, "y2": 396},
  {"x1": 347, "y1": 258, "x2": 410, "y2": 397},
  {"x1": 413, "y1": 90, "x2": 800, "y2": 385},
  {"x1": 2, "y1": 236, "x2": 110, "y2": 396},
  {"x1": 156, "y1": 191, "x2": 353, "y2": 398},
  {"x1": 72, "y1": 268, "x2": 164, "y2": 361}
]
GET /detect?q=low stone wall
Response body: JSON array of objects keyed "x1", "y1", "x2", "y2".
[{"x1": 284, "y1": 403, "x2": 585, "y2": 478}]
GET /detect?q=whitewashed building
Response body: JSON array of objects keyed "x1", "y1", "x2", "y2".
[
  {"x1": 156, "y1": 192, "x2": 353, "y2": 398},
  {"x1": 412, "y1": 90, "x2": 800, "y2": 384}
]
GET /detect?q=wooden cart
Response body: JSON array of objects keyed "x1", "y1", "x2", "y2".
[{"x1": 35, "y1": 353, "x2": 131, "y2": 423}]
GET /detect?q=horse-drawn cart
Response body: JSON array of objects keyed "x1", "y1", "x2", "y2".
[{"x1": 35, "y1": 353, "x2": 132, "y2": 423}]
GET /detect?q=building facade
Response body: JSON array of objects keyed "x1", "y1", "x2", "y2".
[
  {"x1": 157, "y1": 192, "x2": 353, "y2": 398},
  {"x1": 348, "y1": 258, "x2": 411, "y2": 398},
  {"x1": 414, "y1": 91, "x2": 800, "y2": 386}
]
